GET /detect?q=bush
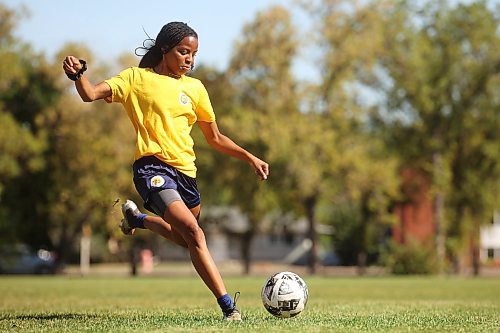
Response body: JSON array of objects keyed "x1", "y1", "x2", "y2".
[{"x1": 382, "y1": 239, "x2": 438, "y2": 275}]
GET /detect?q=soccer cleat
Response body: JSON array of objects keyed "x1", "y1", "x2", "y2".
[
  {"x1": 223, "y1": 292, "x2": 242, "y2": 321},
  {"x1": 120, "y1": 199, "x2": 141, "y2": 235},
  {"x1": 223, "y1": 307, "x2": 241, "y2": 321}
]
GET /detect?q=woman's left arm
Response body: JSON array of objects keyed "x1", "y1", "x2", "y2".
[{"x1": 198, "y1": 121, "x2": 269, "y2": 180}]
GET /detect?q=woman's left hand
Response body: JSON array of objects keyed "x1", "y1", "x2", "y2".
[{"x1": 251, "y1": 157, "x2": 269, "y2": 181}]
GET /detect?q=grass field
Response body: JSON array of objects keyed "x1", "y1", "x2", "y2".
[{"x1": 0, "y1": 275, "x2": 499, "y2": 332}]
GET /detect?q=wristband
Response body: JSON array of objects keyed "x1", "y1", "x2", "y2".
[{"x1": 66, "y1": 59, "x2": 87, "y2": 81}]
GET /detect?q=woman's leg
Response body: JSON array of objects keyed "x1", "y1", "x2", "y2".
[
  {"x1": 122, "y1": 199, "x2": 239, "y2": 319},
  {"x1": 123, "y1": 199, "x2": 224, "y2": 295},
  {"x1": 142, "y1": 203, "x2": 200, "y2": 247},
  {"x1": 162, "y1": 201, "x2": 227, "y2": 298},
  {"x1": 143, "y1": 215, "x2": 188, "y2": 247}
]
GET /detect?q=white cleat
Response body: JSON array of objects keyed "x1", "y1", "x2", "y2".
[{"x1": 119, "y1": 200, "x2": 141, "y2": 235}]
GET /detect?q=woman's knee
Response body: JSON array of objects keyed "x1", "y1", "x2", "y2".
[
  {"x1": 173, "y1": 222, "x2": 204, "y2": 249},
  {"x1": 164, "y1": 201, "x2": 206, "y2": 247}
]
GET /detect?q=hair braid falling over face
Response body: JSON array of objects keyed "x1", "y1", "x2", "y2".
[{"x1": 137, "y1": 22, "x2": 198, "y2": 69}]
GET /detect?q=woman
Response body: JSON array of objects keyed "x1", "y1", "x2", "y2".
[{"x1": 62, "y1": 21, "x2": 269, "y2": 321}]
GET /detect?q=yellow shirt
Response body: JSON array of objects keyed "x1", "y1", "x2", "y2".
[{"x1": 105, "y1": 67, "x2": 216, "y2": 178}]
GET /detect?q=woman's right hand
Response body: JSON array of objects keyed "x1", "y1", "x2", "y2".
[
  {"x1": 62, "y1": 55, "x2": 82, "y2": 75},
  {"x1": 61, "y1": 56, "x2": 111, "y2": 102}
]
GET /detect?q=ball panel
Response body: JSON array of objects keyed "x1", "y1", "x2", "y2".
[
  {"x1": 263, "y1": 302, "x2": 282, "y2": 317},
  {"x1": 261, "y1": 272, "x2": 280, "y2": 304}
]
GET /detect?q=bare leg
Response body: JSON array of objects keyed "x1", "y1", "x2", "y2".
[
  {"x1": 162, "y1": 201, "x2": 227, "y2": 298},
  {"x1": 142, "y1": 204, "x2": 201, "y2": 247},
  {"x1": 138, "y1": 202, "x2": 225, "y2": 297},
  {"x1": 143, "y1": 215, "x2": 187, "y2": 247}
]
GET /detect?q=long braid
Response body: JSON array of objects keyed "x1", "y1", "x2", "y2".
[{"x1": 138, "y1": 22, "x2": 198, "y2": 68}]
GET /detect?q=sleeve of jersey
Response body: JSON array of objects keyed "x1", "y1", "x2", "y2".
[
  {"x1": 104, "y1": 67, "x2": 133, "y2": 104},
  {"x1": 195, "y1": 81, "x2": 216, "y2": 123}
]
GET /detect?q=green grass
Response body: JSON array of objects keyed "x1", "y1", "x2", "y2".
[{"x1": 0, "y1": 275, "x2": 499, "y2": 332}]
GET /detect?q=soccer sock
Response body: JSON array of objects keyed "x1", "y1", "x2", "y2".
[
  {"x1": 129, "y1": 213, "x2": 147, "y2": 229},
  {"x1": 217, "y1": 294, "x2": 234, "y2": 312}
]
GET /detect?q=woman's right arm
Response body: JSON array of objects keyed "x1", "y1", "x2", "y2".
[{"x1": 63, "y1": 55, "x2": 111, "y2": 102}]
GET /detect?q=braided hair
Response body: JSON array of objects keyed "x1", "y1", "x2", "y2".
[{"x1": 137, "y1": 22, "x2": 198, "y2": 68}]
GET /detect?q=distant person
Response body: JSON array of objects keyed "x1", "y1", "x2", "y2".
[{"x1": 62, "y1": 21, "x2": 269, "y2": 321}]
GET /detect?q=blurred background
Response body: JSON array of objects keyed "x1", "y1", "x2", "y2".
[{"x1": 0, "y1": 0, "x2": 498, "y2": 277}]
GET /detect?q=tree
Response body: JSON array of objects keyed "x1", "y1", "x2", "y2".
[
  {"x1": 0, "y1": 3, "x2": 58, "y2": 247},
  {"x1": 37, "y1": 45, "x2": 137, "y2": 265},
  {"x1": 301, "y1": 0, "x2": 400, "y2": 272},
  {"x1": 372, "y1": 0, "x2": 500, "y2": 274},
  {"x1": 0, "y1": 5, "x2": 45, "y2": 199},
  {"x1": 1, "y1": 4, "x2": 137, "y2": 264},
  {"x1": 222, "y1": 5, "x2": 300, "y2": 273},
  {"x1": 280, "y1": 111, "x2": 340, "y2": 273}
]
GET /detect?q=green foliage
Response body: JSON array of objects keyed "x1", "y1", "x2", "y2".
[
  {"x1": 0, "y1": 3, "x2": 136, "y2": 258},
  {"x1": 299, "y1": 0, "x2": 401, "y2": 270},
  {"x1": 382, "y1": 239, "x2": 439, "y2": 275},
  {"x1": 0, "y1": 4, "x2": 52, "y2": 246},
  {"x1": 0, "y1": 4, "x2": 28, "y2": 90},
  {"x1": 0, "y1": 112, "x2": 45, "y2": 188},
  {"x1": 324, "y1": 203, "x2": 365, "y2": 265},
  {"x1": 223, "y1": 6, "x2": 301, "y2": 219},
  {"x1": 370, "y1": 0, "x2": 500, "y2": 268}
]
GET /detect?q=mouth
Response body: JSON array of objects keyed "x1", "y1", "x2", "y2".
[{"x1": 180, "y1": 65, "x2": 191, "y2": 71}]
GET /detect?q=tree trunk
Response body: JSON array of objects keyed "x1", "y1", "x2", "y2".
[
  {"x1": 451, "y1": 205, "x2": 466, "y2": 274},
  {"x1": 304, "y1": 195, "x2": 319, "y2": 274},
  {"x1": 241, "y1": 228, "x2": 255, "y2": 275},
  {"x1": 471, "y1": 219, "x2": 481, "y2": 276},
  {"x1": 55, "y1": 221, "x2": 80, "y2": 272},
  {"x1": 433, "y1": 152, "x2": 446, "y2": 275},
  {"x1": 54, "y1": 223, "x2": 68, "y2": 269},
  {"x1": 130, "y1": 243, "x2": 138, "y2": 276},
  {"x1": 55, "y1": 212, "x2": 88, "y2": 270},
  {"x1": 358, "y1": 192, "x2": 371, "y2": 276},
  {"x1": 357, "y1": 252, "x2": 367, "y2": 276}
]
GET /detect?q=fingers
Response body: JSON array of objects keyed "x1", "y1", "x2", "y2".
[
  {"x1": 62, "y1": 56, "x2": 81, "y2": 74},
  {"x1": 250, "y1": 156, "x2": 269, "y2": 181},
  {"x1": 255, "y1": 162, "x2": 269, "y2": 181},
  {"x1": 261, "y1": 163, "x2": 269, "y2": 180}
]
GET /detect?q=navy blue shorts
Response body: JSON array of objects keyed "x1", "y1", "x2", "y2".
[{"x1": 132, "y1": 156, "x2": 201, "y2": 212}]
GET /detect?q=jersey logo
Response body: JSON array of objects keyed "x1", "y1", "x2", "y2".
[
  {"x1": 150, "y1": 175, "x2": 165, "y2": 187},
  {"x1": 179, "y1": 92, "x2": 190, "y2": 106}
]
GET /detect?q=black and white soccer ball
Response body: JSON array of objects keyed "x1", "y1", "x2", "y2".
[{"x1": 261, "y1": 271, "x2": 308, "y2": 318}]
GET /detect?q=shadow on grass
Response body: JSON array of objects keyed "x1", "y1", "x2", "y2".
[
  {"x1": 1, "y1": 313, "x2": 101, "y2": 321},
  {"x1": 1, "y1": 312, "x2": 228, "y2": 326}
]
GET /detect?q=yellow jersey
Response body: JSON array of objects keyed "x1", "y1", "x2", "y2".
[{"x1": 105, "y1": 67, "x2": 216, "y2": 178}]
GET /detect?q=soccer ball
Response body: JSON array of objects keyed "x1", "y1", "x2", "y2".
[{"x1": 261, "y1": 271, "x2": 308, "y2": 318}]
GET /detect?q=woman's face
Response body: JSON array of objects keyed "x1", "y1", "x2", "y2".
[{"x1": 163, "y1": 36, "x2": 198, "y2": 76}]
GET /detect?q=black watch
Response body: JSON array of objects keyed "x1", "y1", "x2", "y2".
[{"x1": 66, "y1": 59, "x2": 87, "y2": 81}]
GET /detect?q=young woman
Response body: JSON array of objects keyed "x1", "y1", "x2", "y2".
[{"x1": 62, "y1": 21, "x2": 269, "y2": 321}]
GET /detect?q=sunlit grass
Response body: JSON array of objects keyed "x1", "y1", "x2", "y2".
[{"x1": 0, "y1": 275, "x2": 499, "y2": 332}]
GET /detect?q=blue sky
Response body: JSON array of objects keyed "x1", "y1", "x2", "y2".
[
  {"x1": 4, "y1": 0, "x2": 303, "y2": 74},
  {"x1": 4, "y1": 0, "x2": 493, "y2": 82}
]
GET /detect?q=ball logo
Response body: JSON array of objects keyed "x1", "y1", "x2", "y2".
[
  {"x1": 150, "y1": 175, "x2": 165, "y2": 187},
  {"x1": 179, "y1": 92, "x2": 190, "y2": 106},
  {"x1": 278, "y1": 299, "x2": 300, "y2": 311}
]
